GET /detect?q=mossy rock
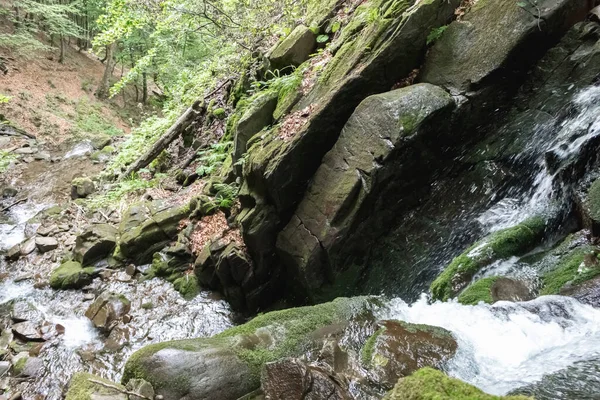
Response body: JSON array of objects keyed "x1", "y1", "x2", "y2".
[
  {"x1": 540, "y1": 244, "x2": 600, "y2": 295},
  {"x1": 65, "y1": 372, "x2": 127, "y2": 400},
  {"x1": 173, "y1": 274, "x2": 200, "y2": 300},
  {"x1": 122, "y1": 297, "x2": 378, "y2": 399},
  {"x1": 269, "y1": 25, "x2": 316, "y2": 70},
  {"x1": 457, "y1": 277, "x2": 532, "y2": 305},
  {"x1": 430, "y1": 217, "x2": 546, "y2": 301},
  {"x1": 49, "y1": 261, "x2": 96, "y2": 290},
  {"x1": 383, "y1": 367, "x2": 532, "y2": 399}
]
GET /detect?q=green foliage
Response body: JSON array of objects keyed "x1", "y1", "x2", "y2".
[
  {"x1": 316, "y1": 34, "x2": 329, "y2": 43},
  {"x1": 361, "y1": 327, "x2": 384, "y2": 366},
  {"x1": 196, "y1": 141, "x2": 232, "y2": 177},
  {"x1": 212, "y1": 182, "x2": 238, "y2": 209},
  {"x1": 427, "y1": 25, "x2": 448, "y2": 45},
  {"x1": 0, "y1": 94, "x2": 11, "y2": 104},
  {"x1": 75, "y1": 98, "x2": 123, "y2": 137},
  {"x1": 83, "y1": 173, "x2": 162, "y2": 210},
  {"x1": 0, "y1": 150, "x2": 18, "y2": 173}
]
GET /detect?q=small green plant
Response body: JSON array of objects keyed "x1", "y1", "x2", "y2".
[
  {"x1": 213, "y1": 182, "x2": 238, "y2": 209},
  {"x1": 0, "y1": 150, "x2": 18, "y2": 173},
  {"x1": 427, "y1": 26, "x2": 448, "y2": 45},
  {"x1": 196, "y1": 141, "x2": 232, "y2": 177},
  {"x1": 75, "y1": 98, "x2": 123, "y2": 137},
  {"x1": 316, "y1": 34, "x2": 329, "y2": 44},
  {"x1": 81, "y1": 78, "x2": 95, "y2": 93},
  {"x1": 83, "y1": 173, "x2": 163, "y2": 210},
  {"x1": 0, "y1": 94, "x2": 11, "y2": 104}
]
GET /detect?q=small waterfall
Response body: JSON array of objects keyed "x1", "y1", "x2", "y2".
[{"x1": 380, "y1": 294, "x2": 600, "y2": 396}]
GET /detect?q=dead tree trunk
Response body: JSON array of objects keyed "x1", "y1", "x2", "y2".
[
  {"x1": 121, "y1": 101, "x2": 204, "y2": 179},
  {"x1": 96, "y1": 43, "x2": 116, "y2": 99}
]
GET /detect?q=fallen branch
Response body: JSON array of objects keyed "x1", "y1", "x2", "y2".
[
  {"x1": 89, "y1": 379, "x2": 152, "y2": 400},
  {"x1": 1, "y1": 198, "x2": 26, "y2": 212},
  {"x1": 121, "y1": 100, "x2": 204, "y2": 179}
]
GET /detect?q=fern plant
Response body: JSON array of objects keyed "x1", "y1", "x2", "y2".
[{"x1": 196, "y1": 141, "x2": 232, "y2": 177}]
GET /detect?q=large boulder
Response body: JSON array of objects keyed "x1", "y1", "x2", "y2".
[
  {"x1": 277, "y1": 83, "x2": 455, "y2": 302},
  {"x1": 361, "y1": 320, "x2": 457, "y2": 389},
  {"x1": 420, "y1": 0, "x2": 591, "y2": 95},
  {"x1": 238, "y1": 0, "x2": 462, "y2": 301},
  {"x1": 49, "y1": 261, "x2": 96, "y2": 290},
  {"x1": 73, "y1": 224, "x2": 118, "y2": 266},
  {"x1": 269, "y1": 25, "x2": 317, "y2": 70},
  {"x1": 383, "y1": 368, "x2": 531, "y2": 400},
  {"x1": 71, "y1": 177, "x2": 95, "y2": 199},
  {"x1": 458, "y1": 277, "x2": 533, "y2": 305},
  {"x1": 122, "y1": 297, "x2": 377, "y2": 399}
]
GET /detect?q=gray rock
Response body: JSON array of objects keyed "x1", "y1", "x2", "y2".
[
  {"x1": 71, "y1": 177, "x2": 95, "y2": 199},
  {"x1": 0, "y1": 361, "x2": 9, "y2": 377},
  {"x1": 85, "y1": 292, "x2": 131, "y2": 334},
  {"x1": 14, "y1": 147, "x2": 37, "y2": 155},
  {"x1": 34, "y1": 151, "x2": 51, "y2": 161},
  {"x1": 73, "y1": 224, "x2": 118, "y2": 266},
  {"x1": 20, "y1": 238, "x2": 36, "y2": 256},
  {"x1": 12, "y1": 321, "x2": 44, "y2": 341},
  {"x1": 2, "y1": 187, "x2": 17, "y2": 198},
  {"x1": 35, "y1": 236, "x2": 59, "y2": 253},
  {"x1": 126, "y1": 379, "x2": 155, "y2": 400},
  {"x1": 269, "y1": 25, "x2": 316, "y2": 70},
  {"x1": 5, "y1": 244, "x2": 20, "y2": 261},
  {"x1": 277, "y1": 84, "x2": 455, "y2": 301},
  {"x1": 37, "y1": 224, "x2": 57, "y2": 237},
  {"x1": 11, "y1": 300, "x2": 43, "y2": 323}
]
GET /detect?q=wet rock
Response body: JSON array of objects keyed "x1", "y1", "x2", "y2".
[
  {"x1": 431, "y1": 217, "x2": 546, "y2": 301},
  {"x1": 458, "y1": 277, "x2": 533, "y2": 305},
  {"x1": 278, "y1": 84, "x2": 456, "y2": 302},
  {"x1": 362, "y1": 321, "x2": 457, "y2": 389},
  {"x1": 11, "y1": 300, "x2": 43, "y2": 323},
  {"x1": 0, "y1": 361, "x2": 8, "y2": 377},
  {"x1": 126, "y1": 379, "x2": 155, "y2": 400},
  {"x1": 65, "y1": 372, "x2": 127, "y2": 400},
  {"x1": 261, "y1": 358, "x2": 351, "y2": 400},
  {"x1": 384, "y1": 367, "x2": 530, "y2": 400},
  {"x1": 14, "y1": 147, "x2": 36, "y2": 155},
  {"x1": 117, "y1": 202, "x2": 191, "y2": 264},
  {"x1": 85, "y1": 291, "x2": 131, "y2": 334},
  {"x1": 19, "y1": 238, "x2": 36, "y2": 256},
  {"x1": 581, "y1": 178, "x2": 600, "y2": 237},
  {"x1": 269, "y1": 25, "x2": 316, "y2": 70},
  {"x1": 90, "y1": 134, "x2": 112, "y2": 150},
  {"x1": 74, "y1": 224, "x2": 118, "y2": 266},
  {"x1": 33, "y1": 151, "x2": 51, "y2": 161},
  {"x1": 12, "y1": 353, "x2": 44, "y2": 377},
  {"x1": 12, "y1": 321, "x2": 44, "y2": 342},
  {"x1": 2, "y1": 187, "x2": 17, "y2": 198},
  {"x1": 105, "y1": 324, "x2": 132, "y2": 351},
  {"x1": 5, "y1": 245, "x2": 20, "y2": 261},
  {"x1": 35, "y1": 236, "x2": 58, "y2": 253},
  {"x1": 71, "y1": 177, "x2": 95, "y2": 199},
  {"x1": 49, "y1": 260, "x2": 96, "y2": 290},
  {"x1": 36, "y1": 224, "x2": 57, "y2": 237},
  {"x1": 122, "y1": 297, "x2": 377, "y2": 400}
]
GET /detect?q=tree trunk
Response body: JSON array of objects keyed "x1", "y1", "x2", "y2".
[
  {"x1": 121, "y1": 101, "x2": 204, "y2": 179},
  {"x1": 96, "y1": 43, "x2": 116, "y2": 99},
  {"x1": 59, "y1": 36, "x2": 65, "y2": 63},
  {"x1": 142, "y1": 72, "x2": 148, "y2": 104}
]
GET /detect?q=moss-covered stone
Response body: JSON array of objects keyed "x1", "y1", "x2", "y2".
[
  {"x1": 384, "y1": 368, "x2": 532, "y2": 399},
  {"x1": 457, "y1": 277, "x2": 499, "y2": 305},
  {"x1": 65, "y1": 372, "x2": 127, "y2": 400},
  {"x1": 430, "y1": 217, "x2": 546, "y2": 301},
  {"x1": 49, "y1": 261, "x2": 96, "y2": 290},
  {"x1": 541, "y1": 245, "x2": 600, "y2": 295},
  {"x1": 212, "y1": 107, "x2": 227, "y2": 120},
  {"x1": 269, "y1": 25, "x2": 316, "y2": 70},
  {"x1": 173, "y1": 274, "x2": 200, "y2": 300},
  {"x1": 122, "y1": 297, "x2": 378, "y2": 398}
]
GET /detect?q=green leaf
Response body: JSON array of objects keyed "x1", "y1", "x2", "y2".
[
  {"x1": 331, "y1": 21, "x2": 341, "y2": 33},
  {"x1": 316, "y1": 34, "x2": 329, "y2": 44}
]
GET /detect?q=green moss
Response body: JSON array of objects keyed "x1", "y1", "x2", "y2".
[
  {"x1": 384, "y1": 367, "x2": 532, "y2": 400},
  {"x1": 66, "y1": 372, "x2": 127, "y2": 400},
  {"x1": 123, "y1": 297, "x2": 373, "y2": 388},
  {"x1": 457, "y1": 276, "x2": 500, "y2": 305},
  {"x1": 540, "y1": 246, "x2": 600, "y2": 295},
  {"x1": 173, "y1": 274, "x2": 200, "y2": 300},
  {"x1": 361, "y1": 327, "x2": 384, "y2": 366},
  {"x1": 13, "y1": 356, "x2": 27, "y2": 375},
  {"x1": 50, "y1": 261, "x2": 95, "y2": 290},
  {"x1": 141, "y1": 302, "x2": 154, "y2": 310},
  {"x1": 212, "y1": 108, "x2": 227, "y2": 119},
  {"x1": 430, "y1": 217, "x2": 546, "y2": 301},
  {"x1": 587, "y1": 178, "x2": 600, "y2": 222}
]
